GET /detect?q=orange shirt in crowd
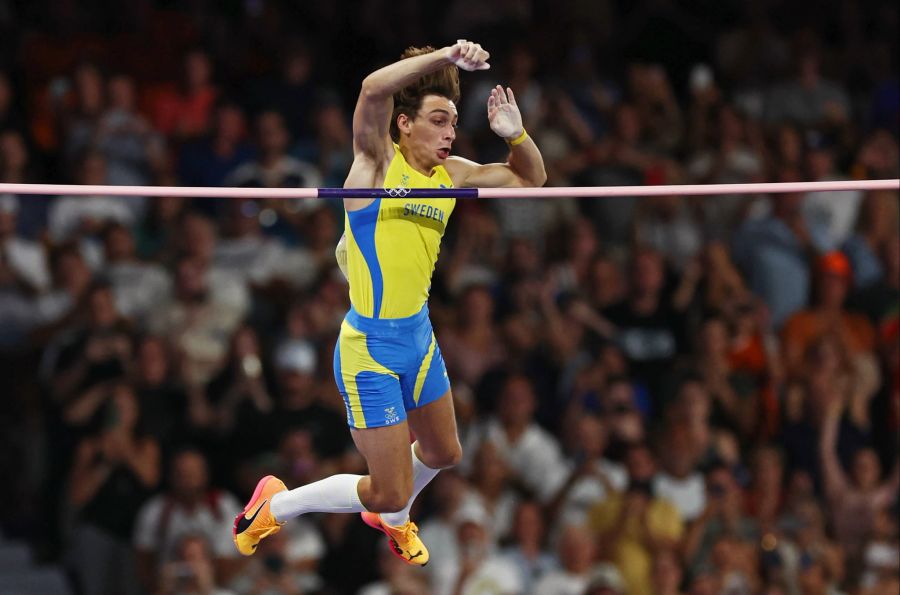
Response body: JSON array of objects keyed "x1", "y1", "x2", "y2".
[{"x1": 781, "y1": 309, "x2": 875, "y2": 372}]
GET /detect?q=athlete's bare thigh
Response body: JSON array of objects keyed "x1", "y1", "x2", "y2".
[{"x1": 407, "y1": 390, "x2": 463, "y2": 469}]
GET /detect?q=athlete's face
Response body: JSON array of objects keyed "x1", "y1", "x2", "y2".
[{"x1": 400, "y1": 94, "x2": 458, "y2": 167}]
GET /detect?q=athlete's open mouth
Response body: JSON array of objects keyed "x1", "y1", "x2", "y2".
[{"x1": 437, "y1": 147, "x2": 451, "y2": 159}]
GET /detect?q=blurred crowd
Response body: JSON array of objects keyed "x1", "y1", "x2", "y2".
[{"x1": 0, "y1": 0, "x2": 898, "y2": 594}]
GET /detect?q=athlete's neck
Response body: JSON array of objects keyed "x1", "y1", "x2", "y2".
[{"x1": 398, "y1": 145, "x2": 436, "y2": 178}]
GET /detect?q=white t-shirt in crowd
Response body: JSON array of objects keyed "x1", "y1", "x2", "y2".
[
  {"x1": 2, "y1": 236, "x2": 50, "y2": 291},
  {"x1": 433, "y1": 553, "x2": 524, "y2": 595},
  {"x1": 133, "y1": 492, "x2": 243, "y2": 564},
  {"x1": 653, "y1": 472, "x2": 707, "y2": 522},
  {"x1": 530, "y1": 570, "x2": 589, "y2": 595},
  {"x1": 557, "y1": 458, "x2": 628, "y2": 530},
  {"x1": 464, "y1": 419, "x2": 568, "y2": 503},
  {"x1": 107, "y1": 261, "x2": 172, "y2": 322},
  {"x1": 49, "y1": 195, "x2": 135, "y2": 241},
  {"x1": 214, "y1": 235, "x2": 288, "y2": 285}
]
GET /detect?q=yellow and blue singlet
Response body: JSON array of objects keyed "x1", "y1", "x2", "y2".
[{"x1": 333, "y1": 146, "x2": 455, "y2": 429}]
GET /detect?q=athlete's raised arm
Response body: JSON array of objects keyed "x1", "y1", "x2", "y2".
[
  {"x1": 445, "y1": 85, "x2": 547, "y2": 188},
  {"x1": 352, "y1": 40, "x2": 490, "y2": 165}
]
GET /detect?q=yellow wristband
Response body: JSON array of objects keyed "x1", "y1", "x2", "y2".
[{"x1": 507, "y1": 129, "x2": 528, "y2": 146}]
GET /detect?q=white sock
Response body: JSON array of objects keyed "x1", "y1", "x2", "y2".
[
  {"x1": 270, "y1": 474, "x2": 366, "y2": 521},
  {"x1": 380, "y1": 443, "x2": 442, "y2": 527}
]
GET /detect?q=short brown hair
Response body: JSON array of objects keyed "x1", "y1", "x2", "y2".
[{"x1": 390, "y1": 46, "x2": 460, "y2": 142}]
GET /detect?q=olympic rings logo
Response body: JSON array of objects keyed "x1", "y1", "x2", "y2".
[{"x1": 383, "y1": 187, "x2": 411, "y2": 198}]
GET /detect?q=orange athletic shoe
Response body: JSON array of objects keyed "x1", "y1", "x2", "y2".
[
  {"x1": 361, "y1": 511, "x2": 429, "y2": 566},
  {"x1": 233, "y1": 475, "x2": 287, "y2": 555}
]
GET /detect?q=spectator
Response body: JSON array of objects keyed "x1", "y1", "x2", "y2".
[
  {"x1": 500, "y1": 500, "x2": 557, "y2": 588},
  {"x1": 583, "y1": 564, "x2": 627, "y2": 595},
  {"x1": 133, "y1": 449, "x2": 243, "y2": 593},
  {"x1": 654, "y1": 426, "x2": 707, "y2": 523},
  {"x1": 66, "y1": 383, "x2": 160, "y2": 595},
  {"x1": 131, "y1": 335, "x2": 194, "y2": 447},
  {"x1": 135, "y1": 195, "x2": 187, "y2": 261},
  {"x1": 628, "y1": 63, "x2": 683, "y2": 155},
  {"x1": 177, "y1": 99, "x2": 255, "y2": 188},
  {"x1": 586, "y1": 255, "x2": 626, "y2": 312},
  {"x1": 603, "y1": 247, "x2": 686, "y2": 402},
  {"x1": 23, "y1": 244, "x2": 93, "y2": 343},
  {"x1": 548, "y1": 414, "x2": 628, "y2": 532},
  {"x1": 691, "y1": 317, "x2": 760, "y2": 438},
  {"x1": 781, "y1": 251, "x2": 876, "y2": 376},
  {"x1": 587, "y1": 103, "x2": 655, "y2": 243},
  {"x1": 0, "y1": 193, "x2": 50, "y2": 292},
  {"x1": 439, "y1": 283, "x2": 506, "y2": 391},
  {"x1": 103, "y1": 221, "x2": 172, "y2": 324},
  {"x1": 95, "y1": 73, "x2": 165, "y2": 187},
  {"x1": 156, "y1": 534, "x2": 236, "y2": 595},
  {"x1": 467, "y1": 440, "x2": 519, "y2": 542},
  {"x1": 213, "y1": 198, "x2": 289, "y2": 288},
  {"x1": 745, "y1": 445, "x2": 787, "y2": 529},
  {"x1": 653, "y1": 549, "x2": 686, "y2": 595},
  {"x1": 802, "y1": 133, "x2": 864, "y2": 247},
  {"x1": 632, "y1": 193, "x2": 703, "y2": 273},
  {"x1": 531, "y1": 523, "x2": 598, "y2": 595},
  {"x1": 433, "y1": 502, "x2": 523, "y2": 595},
  {"x1": 309, "y1": 99, "x2": 354, "y2": 188},
  {"x1": 732, "y1": 179, "x2": 833, "y2": 327},
  {"x1": 49, "y1": 150, "x2": 137, "y2": 266},
  {"x1": 683, "y1": 464, "x2": 760, "y2": 576},
  {"x1": 205, "y1": 324, "x2": 274, "y2": 439},
  {"x1": 268, "y1": 338, "x2": 349, "y2": 462},
  {"x1": 0, "y1": 129, "x2": 48, "y2": 237},
  {"x1": 858, "y1": 505, "x2": 900, "y2": 592},
  {"x1": 843, "y1": 191, "x2": 899, "y2": 291},
  {"x1": 146, "y1": 256, "x2": 244, "y2": 388},
  {"x1": 151, "y1": 48, "x2": 218, "y2": 140},
  {"x1": 592, "y1": 375, "x2": 647, "y2": 453},
  {"x1": 463, "y1": 373, "x2": 568, "y2": 503},
  {"x1": 0, "y1": 70, "x2": 25, "y2": 133},
  {"x1": 358, "y1": 539, "x2": 431, "y2": 595},
  {"x1": 588, "y1": 444, "x2": 684, "y2": 595},
  {"x1": 50, "y1": 281, "x2": 133, "y2": 403},
  {"x1": 245, "y1": 41, "x2": 318, "y2": 143},
  {"x1": 687, "y1": 104, "x2": 765, "y2": 234},
  {"x1": 764, "y1": 49, "x2": 852, "y2": 127},
  {"x1": 820, "y1": 395, "x2": 899, "y2": 569},
  {"x1": 418, "y1": 470, "x2": 475, "y2": 586},
  {"x1": 780, "y1": 333, "x2": 876, "y2": 487},
  {"x1": 60, "y1": 60, "x2": 106, "y2": 162},
  {"x1": 172, "y1": 212, "x2": 250, "y2": 315},
  {"x1": 225, "y1": 109, "x2": 322, "y2": 191},
  {"x1": 853, "y1": 130, "x2": 900, "y2": 180}
]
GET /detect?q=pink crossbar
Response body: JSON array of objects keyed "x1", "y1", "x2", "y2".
[{"x1": 0, "y1": 179, "x2": 896, "y2": 199}]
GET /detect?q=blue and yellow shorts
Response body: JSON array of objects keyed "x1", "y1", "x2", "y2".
[{"x1": 333, "y1": 305, "x2": 450, "y2": 429}]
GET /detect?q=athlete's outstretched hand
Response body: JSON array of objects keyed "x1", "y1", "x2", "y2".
[
  {"x1": 445, "y1": 39, "x2": 490, "y2": 71},
  {"x1": 487, "y1": 85, "x2": 524, "y2": 141}
]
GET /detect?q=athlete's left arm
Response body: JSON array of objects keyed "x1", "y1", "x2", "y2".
[{"x1": 445, "y1": 85, "x2": 547, "y2": 188}]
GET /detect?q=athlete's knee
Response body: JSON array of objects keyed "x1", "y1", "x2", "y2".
[{"x1": 420, "y1": 440, "x2": 463, "y2": 469}]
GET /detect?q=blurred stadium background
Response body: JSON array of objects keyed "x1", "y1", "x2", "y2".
[{"x1": 0, "y1": 1, "x2": 898, "y2": 594}]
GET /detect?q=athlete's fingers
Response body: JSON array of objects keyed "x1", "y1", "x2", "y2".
[
  {"x1": 464, "y1": 43, "x2": 480, "y2": 61},
  {"x1": 496, "y1": 85, "x2": 508, "y2": 105},
  {"x1": 507, "y1": 87, "x2": 517, "y2": 106}
]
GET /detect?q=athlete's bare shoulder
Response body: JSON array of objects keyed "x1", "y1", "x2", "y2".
[{"x1": 343, "y1": 150, "x2": 394, "y2": 211}]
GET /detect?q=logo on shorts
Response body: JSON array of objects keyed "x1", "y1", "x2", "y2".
[{"x1": 384, "y1": 406, "x2": 399, "y2": 424}]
